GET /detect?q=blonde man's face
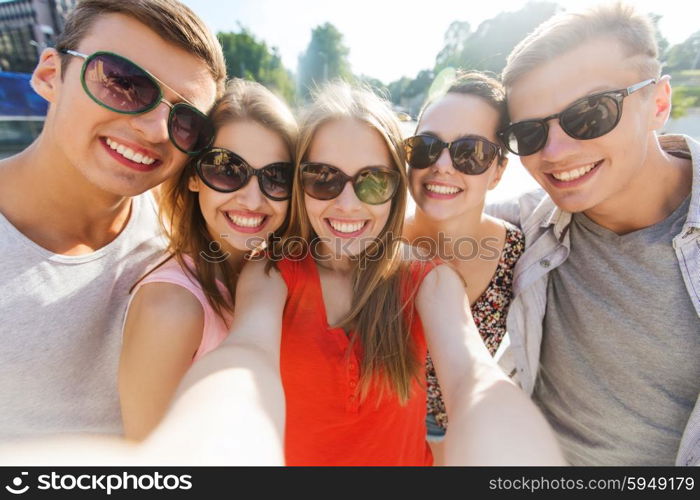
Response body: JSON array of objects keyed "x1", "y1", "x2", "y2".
[{"x1": 506, "y1": 37, "x2": 667, "y2": 216}]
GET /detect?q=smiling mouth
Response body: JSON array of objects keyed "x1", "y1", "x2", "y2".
[
  {"x1": 549, "y1": 160, "x2": 602, "y2": 182},
  {"x1": 424, "y1": 183, "x2": 463, "y2": 195},
  {"x1": 105, "y1": 138, "x2": 157, "y2": 166},
  {"x1": 225, "y1": 212, "x2": 268, "y2": 230},
  {"x1": 326, "y1": 218, "x2": 368, "y2": 235}
]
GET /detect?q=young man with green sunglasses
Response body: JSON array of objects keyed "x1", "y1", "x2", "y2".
[
  {"x1": 0, "y1": 0, "x2": 226, "y2": 441},
  {"x1": 489, "y1": 3, "x2": 699, "y2": 466}
]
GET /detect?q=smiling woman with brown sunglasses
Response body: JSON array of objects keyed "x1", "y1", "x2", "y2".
[
  {"x1": 118, "y1": 79, "x2": 297, "y2": 441},
  {"x1": 403, "y1": 71, "x2": 526, "y2": 453}
]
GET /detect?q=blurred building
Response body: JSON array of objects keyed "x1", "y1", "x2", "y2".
[
  {"x1": 0, "y1": 71, "x2": 46, "y2": 157},
  {"x1": 0, "y1": 0, "x2": 76, "y2": 73}
]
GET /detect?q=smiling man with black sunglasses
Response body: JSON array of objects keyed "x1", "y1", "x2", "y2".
[
  {"x1": 488, "y1": 3, "x2": 700, "y2": 466},
  {"x1": 0, "y1": 0, "x2": 225, "y2": 441}
]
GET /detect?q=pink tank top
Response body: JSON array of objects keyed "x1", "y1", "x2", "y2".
[{"x1": 126, "y1": 255, "x2": 233, "y2": 362}]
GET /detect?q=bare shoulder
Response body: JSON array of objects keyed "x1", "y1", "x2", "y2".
[
  {"x1": 124, "y1": 281, "x2": 204, "y2": 344},
  {"x1": 480, "y1": 213, "x2": 507, "y2": 238},
  {"x1": 482, "y1": 212, "x2": 505, "y2": 228},
  {"x1": 129, "y1": 281, "x2": 204, "y2": 317}
]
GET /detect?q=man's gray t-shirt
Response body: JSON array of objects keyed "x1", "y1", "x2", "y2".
[
  {"x1": 0, "y1": 193, "x2": 165, "y2": 441},
  {"x1": 534, "y1": 195, "x2": 700, "y2": 465}
]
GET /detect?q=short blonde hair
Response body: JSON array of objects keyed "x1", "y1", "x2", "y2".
[{"x1": 502, "y1": 2, "x2": 660, "y2": 90}]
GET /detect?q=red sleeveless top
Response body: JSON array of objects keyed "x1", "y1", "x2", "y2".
[{"x1": 277, "y1": 253, "x2": 439, "y2": 466}]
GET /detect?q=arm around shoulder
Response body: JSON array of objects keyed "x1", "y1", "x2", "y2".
[{"x1": 485, "y1": 188, "x2": 548, "y2": 227}]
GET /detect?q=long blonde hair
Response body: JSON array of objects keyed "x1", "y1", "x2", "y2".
[
  {"x1": 278, "y1": 81, "x2": 421, "y2": 404},
  {"x1": 155, "y1": 79, "x2": 298, "y2": 319}
]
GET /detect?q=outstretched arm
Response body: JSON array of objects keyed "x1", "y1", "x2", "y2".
[
  {"x1": 417, "y1": 265, "x2": 564, "y2": 466},
  {"x1": 145, "y1": 259, "x2": 288, "y2": 465},
  {"x1": 0, "y1": 260, "x2": 288, "y2": 465}
]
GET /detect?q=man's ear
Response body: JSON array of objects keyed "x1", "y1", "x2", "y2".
[
  {"x1": 30, "y1": 48, "x2": 62, "y2": 103},
  {"x1": 649, "y1": 75, "x2": 672, "y2": 131},
  {"x1": 487, "y1": 156, "x2": 508, "y2": 190}
]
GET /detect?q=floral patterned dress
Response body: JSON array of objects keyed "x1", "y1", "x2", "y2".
[{"x1": 425, "y1": 223, "x2": 525, "y2": 437}]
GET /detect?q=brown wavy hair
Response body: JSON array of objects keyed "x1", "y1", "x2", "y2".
[
  {"x1": 276, "y1": 81, "x2": 421, "y2": 404},
  {"x1": 151, "y1": 79, "x2": 297, "y2": 319}
]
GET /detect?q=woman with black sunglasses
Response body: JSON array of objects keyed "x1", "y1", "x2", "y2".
[
  {"x1": 118, "y1": 79, "x2": 297, "y2": 441},
  {"x1": 220, "y1": 81, "x2": 562, "y2": 465},
  {"x1": 403, "y1": 71, "x2": 525, "y2": 454}
]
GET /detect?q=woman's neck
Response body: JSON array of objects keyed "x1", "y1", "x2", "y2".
[
  {"x1": 313, "y1": 242, "x2": 355, "y2": 275},
  {"x1": 207, "y1": 245, "x2": 249, "y2": 284},
  {"x1": 411, "y1": 205, "x2": 490, "y2": 260}
]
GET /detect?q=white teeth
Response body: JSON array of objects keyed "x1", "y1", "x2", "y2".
[
  {"x1": 551, "y1": 163, "x2": 597, "y2": 182},
  {"x1": 328, "y1": 219, "x2": 366, "y2": 234},
  {"x1": 226, "y1": 213, "x2": 265, "y2": 228},
  {"x1": 425, "y1": 183, "x2": 461, "y2": 195},
  {"x1": 105, "y1": 138, "x2": 156, "y2": 165}
]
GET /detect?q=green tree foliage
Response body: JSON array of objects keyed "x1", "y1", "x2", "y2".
[
  {"x1": 356, "y1": 75, "x2": 389, "y2": 98},
  {"x1": 649, "y1": 13, "x2": 670, "y2": 61},
  {"x1": 435, "y1": 21, "x2": 471, "y2": 70},
  {"x1": 217, "y1": 28, "x2": 295, "y2": 103},
  {"x1": 387, "y1": 77, "x2": 412, "y2": 105},
  {"x1": 665, "y1": 31, "x2": 700, "y2": 118},
  {"x1": 387, "y1": 2, "x2": 558, "y2": 112},
  {"x1": 404, "y1": 69, "x2": 435, "y2": 99},
  {"x1": 671, "y1": 85, "x2": 700, "y2": 119},
  {"x1": 298, "y1": 23, "x2": 352, "y2": 98},
  {"x1": 665, "y1": 31, "x2": 700, "y2": 73},
  {"x1": 434, "y1": 1, "x2": 560, "y2": 74}
]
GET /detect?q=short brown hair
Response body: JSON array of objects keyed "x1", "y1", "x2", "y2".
[
  {"x1": 502, "y1": 2, "x2": 660, "y2": 90},
  {"x1": 56, "y1": 0, "x2": 226, "y2": 96}
]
